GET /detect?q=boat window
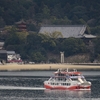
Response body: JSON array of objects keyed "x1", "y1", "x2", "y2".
[
  {"x1": 67, "y1": 83, "x2": 71, "y2": 86},
  {"x1": 71, "y1": 78, "x2": 78, "y2": 81},
  {"x1": 64, "y1": 78, "x2": 66, "y2": 81},
  {"x1": 57, "y1": 77, "x2": 67, "y2": 81},
  {"x1": 55, "y1": 78, "x2": 57, "y2": 80},
  {"x1": 58, "y1": 73, "x2": 62, "y2": 76},
  {"x1": 60, "y1": 83, "x2": 71, "y2": 86},
  {"x1": 81, "y1": 78, "x2": 86, "y2": 81},
  {"x1": 58, "y1": 73, "x2": 65, "y2": 76},
  {"x1": 58, "y1": 78, "x2": 60, "y2": 81},
  {"x1": 55, "y1": 83, "x2": 59, "y2": 85},
  {"x1": 73, "y1": 74, "x2": 78, "y2": 76},
  {"x1": 61, "y1": 83, "x2": 65, "y2": 85},
  {"x1": 65, "y1": 83, "x2": 67, "y2": 85},
  {"x1": 51, "y1": 83, "x2": 54, "y2": 85}
]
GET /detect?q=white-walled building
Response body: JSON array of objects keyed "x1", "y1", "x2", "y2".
[{"x1": 7, "y1": 51, "x2": 22, "y2": 63}]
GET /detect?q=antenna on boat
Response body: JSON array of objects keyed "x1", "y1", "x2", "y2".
[
  {"x1": 67, "y1": 68, "x2": 68, "y2": 72},
  {"x1": 73, "y1": 69, "x2": 77, "y2": 72},
  {"x1": 57, "y1": 69, "x2": 60, "y2": 72}
]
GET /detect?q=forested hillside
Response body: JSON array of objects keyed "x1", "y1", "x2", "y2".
[
  {"x1": 0, "y1": 0, "x2": 100, "y2": 34},
  {"x1": 0, "y1": 0, "x2": 100, "y2": 63}
]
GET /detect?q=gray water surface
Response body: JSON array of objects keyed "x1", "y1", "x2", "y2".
[
  {"x1": 0, "y1": 70, "x2": 99, "y2": 76},
  {"x1": 0, "y1": 71, "x2": 99, "y2": 100}
]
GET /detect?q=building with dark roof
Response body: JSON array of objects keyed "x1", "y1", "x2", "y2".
[
  {"x1": 0, "y1": 50, "x2": 7, "y2": 62},
  {"x1": 7, "y1": 51, "x2": 22, "y2": 63},
  {"x1": 16, "y1": 19, "x2": 27, "y2": 31},
  {"x1": 39, "y1": 25, "x2": 96, "y2": 39},
  {"x1": 83, "y1": 34, "x2": 96, "y2": 38},
  {"x1": 0, "y1": 42, "x2": 4, "y2": 49},
  {"x1": 0, "y1": 50, "x2": 22, "y2": 63}
]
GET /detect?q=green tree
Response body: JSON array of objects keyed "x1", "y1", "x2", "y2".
[
  {"x1": 30, "y1": 51, "x2": 46, "y2": 62},
  {"x1": 44, "y1": 31, "x2": 63, "y2": 39},
  {"x1": 4, "y1": 26, "x2": 28, "y2": 53},
  {"x1": 91, "y1": 26, "x2": 100, "y2": 36},
  {"x1": 39, "y1": 31, "x2": 63, "y2": 51},
  {"x1": 0, "y1": 17, "x2": 5, "y2": 28},
  {"x1": 16, "y1": 31, "x2": 29, "y2": 43},
  {"x1": 42, "y1": 5, "x2": 50, "y2": 19},
  {"x1": 71, "y1": 6, "x2": 87, "y2": 19},
  {"x1": 26, "y1": 32, "x2": 42, "y2": 50},
  {"x1": 93, "y1": 38, "x2": 100, "y2": 56},
  {"x1": 61, "y1": 38, "x2": 87, "y2": 56}
]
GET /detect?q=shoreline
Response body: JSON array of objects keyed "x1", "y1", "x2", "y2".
[{"x1": 0, "y1": 63, "x2": 100, "y2": 71}]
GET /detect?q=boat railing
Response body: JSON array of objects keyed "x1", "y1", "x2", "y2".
[
  {"x1": 55, "y1": 69, "x2": 81, "y2": 74},
  {"x1": 70, "y1": 75, "x2": 84, "y2": 78}
]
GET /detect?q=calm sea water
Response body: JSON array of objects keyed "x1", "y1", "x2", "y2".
[{"x1": 0, "y1": 71, "x2": 99, "y2": 100}]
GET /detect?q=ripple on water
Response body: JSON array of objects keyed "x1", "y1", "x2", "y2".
[{"x1": 0, "y1": 74, "x2": 99, "y2": 99}]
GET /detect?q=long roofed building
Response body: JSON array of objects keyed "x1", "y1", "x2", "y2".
[{"x1": 39, "y1": 25, "x2": 96, "y2": 38}]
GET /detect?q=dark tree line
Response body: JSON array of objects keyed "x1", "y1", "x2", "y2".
[{"x1": 0, "y1": 0, "x2": 100, "y2": 35}]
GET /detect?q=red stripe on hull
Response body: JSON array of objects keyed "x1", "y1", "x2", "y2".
[
  {"x1": 44, "y1": 84, "x2": 91, "y2": 90},
  {"x1": 44, "y1": 84, "x2": 79, "y2": 90}
]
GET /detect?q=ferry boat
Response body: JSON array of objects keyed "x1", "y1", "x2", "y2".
[{"x1": 44, "y1": 69, "x2": 91, "y2": 90}]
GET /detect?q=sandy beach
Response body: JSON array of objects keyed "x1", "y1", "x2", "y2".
[{"x1": 0, "y1": 63, "x2": 100, "y2": 71}]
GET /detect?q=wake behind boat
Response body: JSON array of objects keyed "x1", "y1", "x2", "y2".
[{"x1": 44, "y1": 69, "x2": 91, "y2": 90}]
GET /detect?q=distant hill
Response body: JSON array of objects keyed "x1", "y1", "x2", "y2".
[{"x1": 0, "y1": 0, "x2": 100, "y2": 35}]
